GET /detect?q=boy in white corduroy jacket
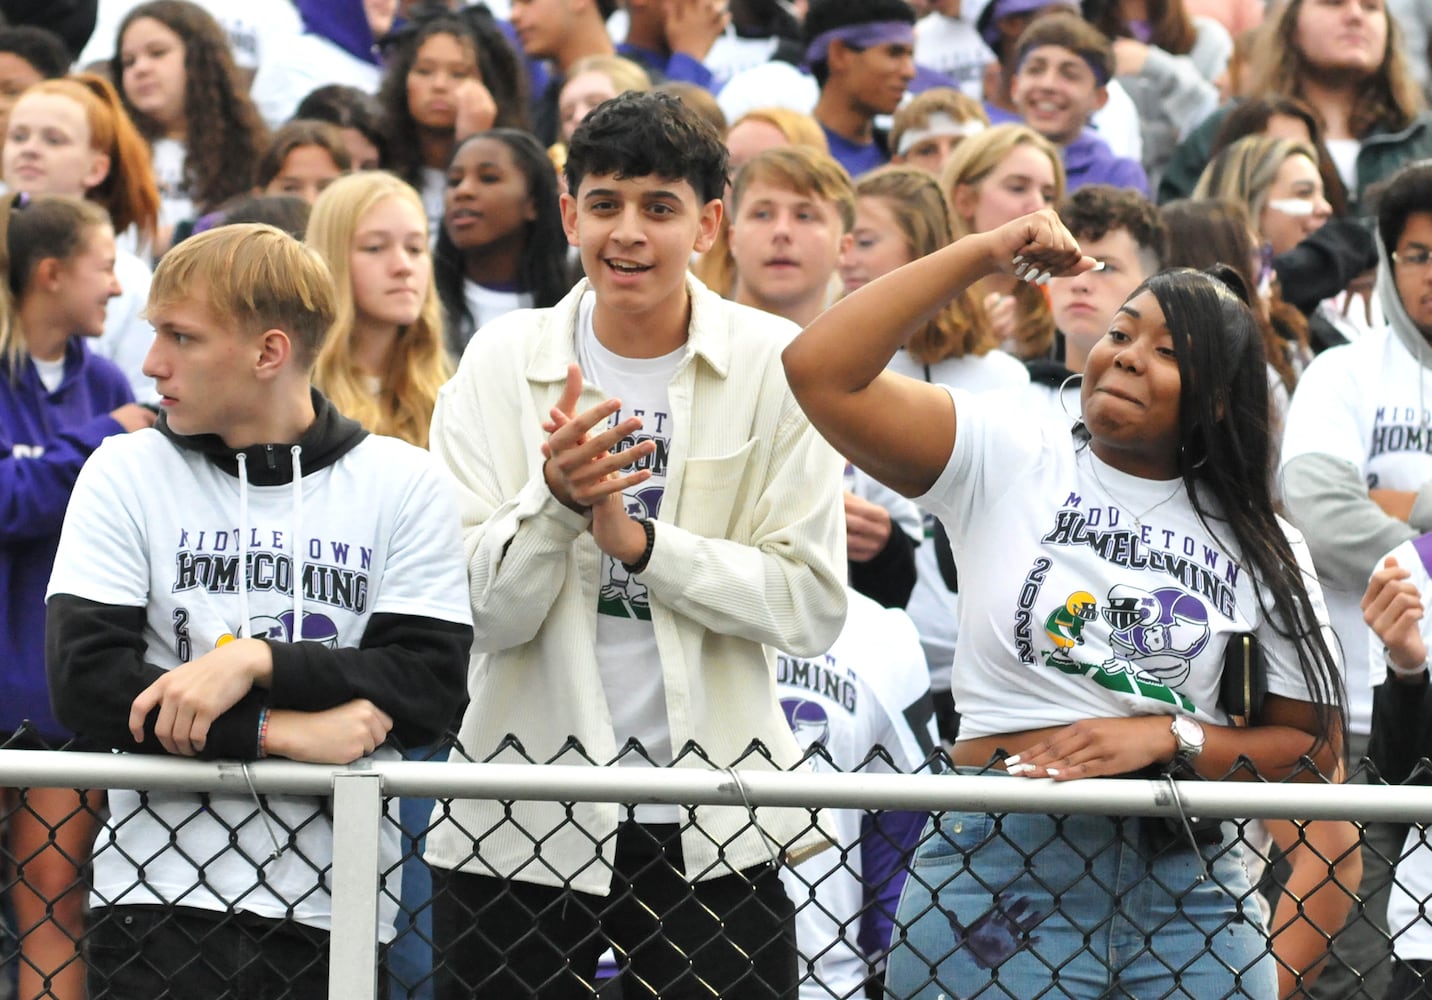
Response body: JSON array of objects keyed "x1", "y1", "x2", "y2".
[{"x1": 425, "y1": 92, "x2": 848, "y2": 1000}]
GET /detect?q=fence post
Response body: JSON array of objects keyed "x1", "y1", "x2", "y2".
[{"x1": 330, "y1": 770, "x2": 384, "y2": 1000}]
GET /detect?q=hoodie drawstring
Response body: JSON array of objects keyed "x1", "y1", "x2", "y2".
[
  {"x1": 236, "y1": 453, "x2": 251, "y2": 635},
  {"x1": 291, "y1": 445, "x2": 304, "y2": 641}
]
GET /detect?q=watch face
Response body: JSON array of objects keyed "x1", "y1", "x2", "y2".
[{"x1": 1174, "y1": 716, "x2": 1205, "y2": 752}]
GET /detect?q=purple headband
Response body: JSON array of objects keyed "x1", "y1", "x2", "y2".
[
  {"x1": 804, "y1": 21, "x2": 916, "y2": 67},
  {"x1": 1014, "y1": 43, "x2": 1112, "y2": 86}
]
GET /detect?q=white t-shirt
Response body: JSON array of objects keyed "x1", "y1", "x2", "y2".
[
  {"x1": 925, "y1": 389, "x2": 1329, "y2": 738},
  {"x1": 1021, "y1": 374, "x2": 1084, "y2": 427},
  {"x1": 462, "y1": 279, "x2": 533, "y2": 335},
  {"x1": 420, "y1": 167, "x2": 446, "y2": 243},
  {"x1": 1280, "y1": 326, "x2": 1432, "y2": 735},
  {"x1": 575, "y1": 293, "x2": 682, "y2": 813},
  {"x1": 1325, "y1": 138, "x2": 1362, "y2": 193},
  {"x1": 151, "y1": 137, "x2": 193, "y2": 237},
  {"x1": 777, "y1": 590, "x2": 936, "y2": 1000},
  {"x1": 703, "y1": 31, "x2": 783, "y2": 91},
  {"x1": 30, "y1": 354, "x2": 65, "y2": 393},
  {"x1": 717, "y1": 61, "x2": 820, "y2": 126},
  {"x1": 1092, "y1": 80, "x2": 1145, "y2": 165},
  {"x1": 92, "y1": 249, "x2": 156, "y2": 403},
  {"x1": 914, "y1": 13, "x2": 995, "y2": 101},
  {"x1": 78, "y1": 0, "x2": 303, "y2": 72},
  {"x1": 250, "y1": 31, "x2": 383, "y2": 130},
  {"x1": 46, "y1": 428, "x2": 472, "y2": 939},
  {"x1": 886, "y1": 348, "x2": 1029, "y2": 695}
]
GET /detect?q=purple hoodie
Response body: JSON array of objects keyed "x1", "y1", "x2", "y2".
[
  {"x1": 1, "y1": 339, "x2": 131, "y2": 741},
  {"x1": 296, "y1": 0, "x2": 381, "y2": 65}
]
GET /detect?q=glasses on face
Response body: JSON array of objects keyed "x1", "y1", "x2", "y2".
[{"x1": 1393, "y1": 248, "x2": 1432, "y2": 268}]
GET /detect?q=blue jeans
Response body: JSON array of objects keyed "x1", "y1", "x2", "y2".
[
  {"x1": 388, "y1": 744, "x2": 440, "y2": 1000},
  {"x1": 885, "y1": 805, "x2": 1276, "y2": 999}
]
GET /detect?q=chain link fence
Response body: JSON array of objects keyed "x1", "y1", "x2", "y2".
[{"x1": 2, "y1": 728, "x2": 1432, "y2": 999}]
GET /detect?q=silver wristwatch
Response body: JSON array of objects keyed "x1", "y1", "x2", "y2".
[{"x1": 1170, "y1": 715, "x2": 1205, "y2": 762}]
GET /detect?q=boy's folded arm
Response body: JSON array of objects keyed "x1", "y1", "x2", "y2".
[
  {"x1": 46, "y1": 594, "x2": 267, "y2": 758},
  {"x1": 264, "y1": 613, "x2": 473, "y2": 748}
]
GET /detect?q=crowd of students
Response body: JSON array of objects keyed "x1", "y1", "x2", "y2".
[{"x1": 2, "y1": 0, "x2": 1432, "y2": 997}]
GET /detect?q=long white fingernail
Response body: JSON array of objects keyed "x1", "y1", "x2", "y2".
[
  {"x1": 1013, "y1": 254, "x2": 1025, "y2": 265},
  {"x1": 1014, "y1": 262, "x2": 1029, "y2": 277},
  {"x1": 1037, "y1": 272, "x2": 1052, "y2": 286},
  {"x1": 1007, "y1": 763, "x2": 1035, "y2": 774},
  {"x1": 1091, "y1": 261, "x2": 1106, "y2": 271},
  {"x1": 1046, "y1": 768, "x2": 1061, "y2": 776},
  {"x1": 1004, "y1": 754, "x2": 1021, "y2": 765}
]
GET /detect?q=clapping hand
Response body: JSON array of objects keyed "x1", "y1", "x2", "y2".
[{"x1": 1363, "y1": 555, "x2": 1427, "y2": 675}]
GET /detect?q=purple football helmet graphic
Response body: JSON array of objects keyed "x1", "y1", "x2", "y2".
[
  {"x1": 781, "y1": 697, "x2": 831, "y2": 747},
  {"x1": 278, "y1": 610, "x2": 341, "y2": 647},
  {"x1": 1102, "y1": 585, "x2": 1211, "y2": 687}
]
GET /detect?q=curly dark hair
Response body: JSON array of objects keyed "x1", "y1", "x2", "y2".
[
  {"x1": 566, "y1": 91, "x2": 728, "y2": 204},
  {"x1": 377, "y1": 4, "x2": 530, "y2": 191},
  {"x1": 1056, "y1": 184, "x2": 1167, "y2": 271},
  {"x1": 111, "y1": 0, "x2": 268, "y2": 213}
]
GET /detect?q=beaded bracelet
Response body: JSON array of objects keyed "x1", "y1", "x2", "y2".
[
  {"x1": 622, "y1": 518, "x2": 656, "y2": 574},
  {"x1": 256, "y1": 707, "x2": 271, "y2": 759}
]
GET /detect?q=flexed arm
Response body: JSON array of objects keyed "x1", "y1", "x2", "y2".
[{"x1": 782, "y1": 212, "x2": 1096, "y2": 498}]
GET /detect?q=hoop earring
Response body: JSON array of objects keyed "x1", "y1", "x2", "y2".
[
  {"x1": 1181, "y1": 442, "x2": 1209, "y2": 470},
  {"x1": 1059, "y1": 372, "x2": 1083, "y2": 423}
]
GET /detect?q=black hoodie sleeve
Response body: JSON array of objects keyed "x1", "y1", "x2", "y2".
[
  {"x1": 848, "y1": 527, "x2": 917, "y2": 610},
  {"x1": 46, "y1": 595, "x2": 268, "y2": 759},
  {"x1": 264, "y1": 613, "x2": 472, "y2": 748},
  {"x1": 47, "y1": 596, "x2": 472, "y2": 756},
  {"x1": 1272, "y1": 218, "x2": 1379, "y2": 315},
  {"x1": 1370, "y1": 669, "x2": 1432, "y2": 786}
]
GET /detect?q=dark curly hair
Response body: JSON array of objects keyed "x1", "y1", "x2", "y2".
[
  {"x1": 111, "y1": 0, "x2": 268, "y2": 213},
  {"x1": 377, "y1": 4, "x2": 530, "y2": 191},
  {"x1": 1056, "y1": 183, "x2": 1167, "y2": 272},
  {"x1": 565, "y1": 91, "x2": 728, "y2": 204}
]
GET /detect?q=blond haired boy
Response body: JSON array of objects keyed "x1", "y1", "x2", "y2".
[
  {"x1": 730, "y1": 146, "x2": 856, "y2": 329},
  {"x1": 45, "y1": 224, "x2": 472, "y2": 995}
]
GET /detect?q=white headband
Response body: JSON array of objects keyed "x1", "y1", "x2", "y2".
[{"x1": 896, "y1": 113, "x2": 986, "y2": 156}]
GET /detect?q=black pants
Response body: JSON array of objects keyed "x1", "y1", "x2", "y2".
[
  {"x1": 86, "y1": 904, "x2": 358, "y2": 1000},
  {"x1": 431, "y1": 821, "x2": 797, "y2": 999},
  {"x1": 1388, "y1": 959, "x2": 1432, "y2": 999}
]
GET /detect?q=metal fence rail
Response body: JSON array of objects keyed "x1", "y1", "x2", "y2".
[{"x1": 2, "y1": 747, "x2": 1431, "y2": 999}]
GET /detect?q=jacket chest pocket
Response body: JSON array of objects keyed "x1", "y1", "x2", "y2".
[{"x1": 675, "y1": 440, "x2": 757, "y2": 540}]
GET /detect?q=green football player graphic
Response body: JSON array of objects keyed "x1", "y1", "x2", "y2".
[{"x1": 1044, "y1": 590, "x2": 1097, "y2": 661}]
